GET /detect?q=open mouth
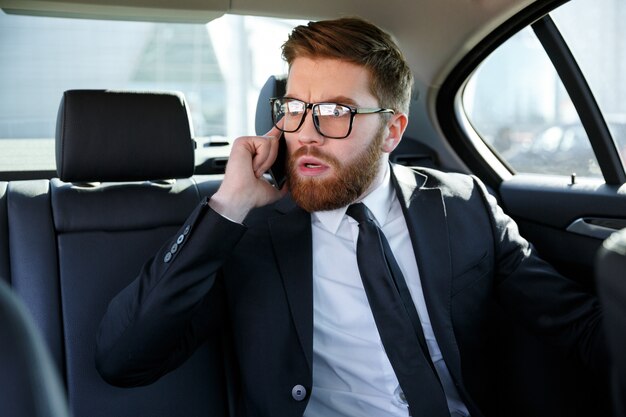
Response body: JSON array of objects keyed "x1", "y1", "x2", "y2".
[{"x1": 297, "y1": 156, "x2": 330, "y2": 176}]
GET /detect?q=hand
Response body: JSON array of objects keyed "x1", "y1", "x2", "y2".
[{"x1": 209, "y1": 126, "x2": 288, "y2": 222}]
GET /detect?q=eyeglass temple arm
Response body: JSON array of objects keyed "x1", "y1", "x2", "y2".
[{"x1": 355, "y1": 108, "x2": 395, "y2": 115}]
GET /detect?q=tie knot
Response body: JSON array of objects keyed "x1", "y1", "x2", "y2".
[{"x1": 346, "y1": 202, "x2": 374, "y2": 225}]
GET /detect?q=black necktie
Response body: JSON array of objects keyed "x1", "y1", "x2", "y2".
[{"x1": 346, "y1": 202, "x2": 449, "y2": 417}]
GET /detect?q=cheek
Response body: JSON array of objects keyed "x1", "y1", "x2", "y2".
[
  {"x1": 284, "y1": 133, "x2": 298, "y2": 154},
  {"x1": 333, "y1": 141, "x2": 369, "y2": 162}
]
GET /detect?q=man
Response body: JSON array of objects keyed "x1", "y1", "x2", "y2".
[{"x1": 96, "y1": 17, "x2": 607, "y2": 417}]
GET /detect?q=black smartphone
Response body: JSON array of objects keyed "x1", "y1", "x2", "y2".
[{"x1": 268, "y1": 134, "x2": 287, "y2": 189}]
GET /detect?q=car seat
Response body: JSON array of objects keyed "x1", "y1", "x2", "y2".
[
  {"x1": 6, "y1": 90, "x2": 228, "y2": 417},
  {"x1": 0, "y1": 279, "x2": 70, "y2": 417}
]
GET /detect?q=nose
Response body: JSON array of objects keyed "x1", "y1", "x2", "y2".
[{"x1": 296, "y1": 111, "x2": 325, "y2": 146}]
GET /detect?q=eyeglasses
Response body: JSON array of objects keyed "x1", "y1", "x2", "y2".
[{"x1": 270, "y1": 97, "x2": 395, "y2": 139}]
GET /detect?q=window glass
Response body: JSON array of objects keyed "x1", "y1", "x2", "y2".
[
  {"x1": 0, "y1": 13, "x2": 304, "y2": 171},
  {"x1": 462, "y1": 0, "x2": 625, "y2": 178},
  {"x1": 551, "y1": 0, "x2": 626, "y2": 169},
  {"x1": 462, "y1": 27, "x2": 602, "y2": 177}
]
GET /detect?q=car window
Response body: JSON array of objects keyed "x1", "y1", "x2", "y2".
[
  {"x1": 551, "y1": 0, "x2": 626, "y2": 169},
  {"x1": 0, "y1": 13, "x2": 304, "y2": 172},
  {"x1": 461, "y1": 0, "x2": 625, "y2": 179}
]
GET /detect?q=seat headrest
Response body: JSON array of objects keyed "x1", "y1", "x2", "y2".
[
  {"x1": 255, "y1": 75, "x2": 287, "y2": 136},
  {"x1": 56, "y1": 90, "x2": 195, "y2": 182}
]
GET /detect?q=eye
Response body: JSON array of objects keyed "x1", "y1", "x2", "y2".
[
  {"x1": 318, "y1": 104, "x2": 350, "y2": 118},
  {"x1": 286, "y1": 100, "x2": 305, "y2": 115}
]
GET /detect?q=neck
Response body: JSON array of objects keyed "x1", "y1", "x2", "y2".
[{"x1": 355, "y1": 155, "x2": 389, "y2": 203}]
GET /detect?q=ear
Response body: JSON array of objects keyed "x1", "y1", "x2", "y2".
[{"x1": 381, "y1": 112, "x2": 408, "y2": 153}]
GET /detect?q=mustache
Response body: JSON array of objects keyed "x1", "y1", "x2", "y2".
[{"x1": 290, "y1": 145, "x2": 340, "y2": 168}]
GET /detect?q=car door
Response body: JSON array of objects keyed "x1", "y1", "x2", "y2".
[
  {"x1": 435, "y1": 0, "x2": 624, "y2": 415},
  {"x1": 440, "y1": 0, "x2": 625, "y2": 289}
]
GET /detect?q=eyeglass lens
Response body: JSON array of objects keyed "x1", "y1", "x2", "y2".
[{"x1": 272, "y1": 98, "x2": 353, "y2": 138}]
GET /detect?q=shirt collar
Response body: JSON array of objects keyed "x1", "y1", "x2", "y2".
[{"x1": 312, "y1": 164, "x2": 394, "y2": 234}]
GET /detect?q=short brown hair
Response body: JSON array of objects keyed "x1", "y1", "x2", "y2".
[{"x1": 282, "y1": 17, "x2": 413, "y2": 114}]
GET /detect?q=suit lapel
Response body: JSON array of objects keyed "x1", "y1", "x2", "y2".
[
  {"x1": 391, "y1": 164, "x2": 463, "y2": 383},
  {"x1": 265, "y1": 166, "x2": 464, "y2": 381},
  {"x1": 268, "y1": 197, "x2": 314, "y2": 370}
]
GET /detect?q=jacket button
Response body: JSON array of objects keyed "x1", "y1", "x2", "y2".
[
  {"x1": 291, "y1": 385, "x2": 306, "y2": 401},
  {"x1": 170, "y1": 243, "x2": 178, "y2": 253},
  {"x1": 183, "y1": 225, "x2": 191, "y2": 235},
  {"x1": 164, "y1": 252, "x2": 172, "y2": 263},
  {"x1": 176, "y1": 234, "x2": 185, "y2": 244},
  {"x1": 394, "y1": 385, "x2": 408, "y2": 405}
]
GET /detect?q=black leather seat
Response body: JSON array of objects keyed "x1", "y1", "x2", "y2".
[
  {"x1": 255, "y1": 75, "x2": 286, "y2": 136},
  {"x1": 6, "y1": 90, "x2": 228, "y2": 417},
  {"x1": 0, "y1": 181, "x2": 8, "y2": 284},
  {"x1": 596, "y1": 228, "x2": 626, "y2": 417},
  {"x1": 0, "y1": 279, "x2": 70, "y2": 417}
]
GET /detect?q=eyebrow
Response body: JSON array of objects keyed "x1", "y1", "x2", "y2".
[
  {"x1": 284, "y1": 95, "x2": 359, "y2": 107},
  {"x1": 325, "y1": 96, "x2": 359, "y2": 106}
]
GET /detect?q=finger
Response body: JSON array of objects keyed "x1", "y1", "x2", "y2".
[
  {"x1": 255, "y1": 135, "x2": 281, "y2": 178},
  {"x1": 263, "y1": 124, "x2": 283, "y2": 140},
  {"x1": 252, "y1": 135, "x2": 278, "y2": 177},
  {"x1": 254, "y1": 125, "x2": 283, "y2": 178}
]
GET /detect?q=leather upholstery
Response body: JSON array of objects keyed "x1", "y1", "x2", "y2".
[
  {"x1": 5, "y1": 90, "x2": 228, "y2": 417},
  {"x1": 7, "y1": 180, "x2": 64, "y2": 371},
  {"x1": 596, "y1": 228, "x2": 626, "y2": 417},
  {"x1": 0, "y1": 279, "x2": 70, "y2": 417},
  {"x1": 255, "y1": 75, "x2": 286, "y2": 136},
  {"x1": 0, "y1": 182, "x2": 9, "y2": 284},
  {"x1": 50, "y1": 178, "x2": 226, "y2": 417},
  {"x1": 56, "y1": 90, "x2": 195, "y2": 182}
]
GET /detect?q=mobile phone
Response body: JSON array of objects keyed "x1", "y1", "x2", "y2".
[{"x1": 268, "y1": 134, "x2": 287, "y2": 189}]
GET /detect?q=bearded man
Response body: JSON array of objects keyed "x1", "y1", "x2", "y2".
[{"x1": 96, "y1": 17, "x2": 606, "y2": 417}]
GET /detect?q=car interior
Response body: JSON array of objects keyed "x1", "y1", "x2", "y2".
[
  {"x1": 0, "y1": 278, "x2": 70, "y2": 417},
  {"x1": 0, "y1": 0, "x2": 625, "y2": 416},
  {"x1": 597, "y1": 228, "x2": 626, "y2": 417}
]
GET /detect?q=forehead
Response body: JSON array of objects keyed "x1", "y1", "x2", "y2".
[{"x1": 286, "y1": 57, "x2": 376, "y2": 105}]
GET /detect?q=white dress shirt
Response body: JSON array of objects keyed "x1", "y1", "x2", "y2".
[{"x1": 303, "y1": 166, "x2": 470, "y2": 417}]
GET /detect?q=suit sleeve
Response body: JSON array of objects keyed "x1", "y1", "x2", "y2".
[
  {"x1": 95, "y1": 198, "x2": 247, "y2": 387},
  {"x1": 473, "y1": 177, "x2": 609, "y2": 379}
]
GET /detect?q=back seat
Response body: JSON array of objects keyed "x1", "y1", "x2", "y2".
[
  {"x1": 3, "y1": 90, "x2": 228, "y2": 417},
  {"x1": 0, "y1": 278, "x2": 70, "y2": 417},
  {"x1": 2, "y1": 77, "x2": 603, "y2": 417},
  {"x1": 0, "y1": 181, "x2": 8, "y2": 284}
]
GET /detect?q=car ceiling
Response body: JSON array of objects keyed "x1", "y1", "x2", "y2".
[{"x1": 1, "y1": 0, "x2": 535, "y2": 92}]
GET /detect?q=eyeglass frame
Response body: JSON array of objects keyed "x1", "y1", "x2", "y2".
[{"x1": 269, "y1": 97, "x2": 395, "y2": 139}]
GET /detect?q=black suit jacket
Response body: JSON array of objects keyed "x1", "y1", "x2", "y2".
[{"x1": 96, "y1": 164, "x2": 606, "y2": 417}]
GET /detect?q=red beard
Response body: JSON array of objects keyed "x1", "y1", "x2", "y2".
[{"x1": 287, "y1": 131, "x2": 384, "y2": 212}]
